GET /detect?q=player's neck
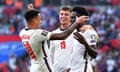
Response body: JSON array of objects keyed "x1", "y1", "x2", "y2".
[
  {"x1": 60, "y1": 23, "x2": 71, "y2": 31},
  {"x1": 27, "y1": 23, "x2": 39, "y2": 29}
]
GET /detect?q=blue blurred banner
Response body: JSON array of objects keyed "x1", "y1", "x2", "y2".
[{"x1": 0, "y1": 42, "x2": 27, "y2": 63}]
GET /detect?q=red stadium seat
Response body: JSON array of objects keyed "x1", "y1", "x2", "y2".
[{"x1": 110, "y1": 39, "x2": 120, "y2": 48}]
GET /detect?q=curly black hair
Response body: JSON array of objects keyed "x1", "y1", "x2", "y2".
[{"x1": 72, "y1": 7, "x2": 89, "y2": 16}]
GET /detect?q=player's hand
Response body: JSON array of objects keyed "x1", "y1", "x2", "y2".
[
  {"x1": 66, "y1": 68, "x2": 70, "y2": 72},
  {"x1": 75, "y1": 16, "x2": 89, "y2": 24},
  {"x1": 73, "y1": 32, "x2": 87, "y2": 45},
  {"x1": 28, "y1": 3, "x2": 34, "y2": 10}
]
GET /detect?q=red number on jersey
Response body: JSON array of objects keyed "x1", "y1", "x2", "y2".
[
  {"x1": 60, "y1": 41, "x2": 66, "y2": 49},
  {"x1": 23, "y1": 41, "x2": 36, "y2": 60}
]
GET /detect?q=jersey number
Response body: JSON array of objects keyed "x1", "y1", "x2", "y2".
[
  {"x1": 60, "y1": 41, "x2": 66, "y2": 49},
  {"x1": 23, "y1": 41, "x2": 36, "y2": 60}
]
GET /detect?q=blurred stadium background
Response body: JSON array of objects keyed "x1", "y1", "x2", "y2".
[{"x1": 0, "y1": 0, "x2": 120, "y2": 72}]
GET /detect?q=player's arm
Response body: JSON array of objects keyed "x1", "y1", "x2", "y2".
[
  {"x1": 66, "y1": 68, "x2": 70, "y2": 72},
  {"x1": 73, "y1": 32, "x2": 98, "y2": 58},
  {"x1": 50, "y1": 16, "x2": 88, "y2": 40},
  {"x1": 27, "y1": 4, "x2": 88, "y2": 40}
]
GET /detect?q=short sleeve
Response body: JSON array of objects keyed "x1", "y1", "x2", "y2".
[
  {"x1": 81, "y1": 29, "x2": 98, "y2": 45},
  {"x1": 33, "y1": 29, "x2": 52, "y2": 42}
]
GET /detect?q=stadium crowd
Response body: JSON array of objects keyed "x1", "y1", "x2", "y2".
[{"x1": 0, "y1": 0, "x2": 120, "y2": 72}]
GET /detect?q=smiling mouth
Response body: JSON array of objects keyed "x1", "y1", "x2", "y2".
[
  {"x1": 61, "y1": 17, "x2": 67, "y2": 21},
  {"x1": 61, "y1": 20, "x2": 66, "y2": 22},
  {"x1": 61, "y1": 23, "x2": 66, "y2": 26}
]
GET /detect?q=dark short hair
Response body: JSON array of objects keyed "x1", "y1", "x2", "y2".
[
  {"x1": 60, "y1": 6, "x2": 72, "y2": 12},
  {"x1": 72, "y1": 7, "x2": 89, "y2": 16},
  {"x1": 24, "y1": 9, "x2": 40, "y2": 22}
]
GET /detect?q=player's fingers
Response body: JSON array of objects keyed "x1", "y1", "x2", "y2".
[
  {"x1": 76, "y1": 16, "x2": 87, "y2": 20},
  {"x1": 73, "y1": 34, "x2": 79, "y2": 40},
  {"x1": 76, "y1": 16, "x2": 89, "y2": 24},
  {"x1": 78, "y1": 16, "x2": 89, "y2": 20},
  {"x1": 82, "y1": 16, "x2": 89, "y2": 22},
  {"x1": 73, "y1": 32, "x2": 83, "y2": 40},
  {"x1": 74, "y1": 32, "x2": 85, "y2": 41},
  {"x1": 80, "y1": 16, "x2": 89, "y2": 18},
  {"x1": 73, "y1": 32, "x2": 79, "y2": 40},
  {"x1": 74, "y1": 32, "x2": 80, "y2": 38},
  {"x1": 74, "y1": 32, "x2": 82, "y2": 38},
  {"x1": 74, "y1": 33, "x2": 83, "y2": 43}
]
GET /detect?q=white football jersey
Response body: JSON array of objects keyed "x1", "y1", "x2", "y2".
[
  {"x1": 49, "y1": 28, "x2": 74, "y2": 72},
  {"x1": 19, "y1": 28, "x2": 52, "y2": 72},
  {"x1": 70, "y1": 29, "x2": 98, "y2": 72}
]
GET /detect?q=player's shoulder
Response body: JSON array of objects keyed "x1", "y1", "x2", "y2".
[
  {"x1": 80, "y1": 24, "x2": 94, "y2": 32},
  {"x1": 52, "y1": 28, "x2": 61, "y2": 33},
  {"x1": 80, "y1": 25, "x2": 98, "y2": 37},
  {"x1": 19, "y1": 28, "x2": 38, "y2": 36},
  {"x1": 81, "y1": 26, "x2": 99, "y2": 41},
  {"x1": 19, "y1": 28, "x2": 26, "y2": 36}
]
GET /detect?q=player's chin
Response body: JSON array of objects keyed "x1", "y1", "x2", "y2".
[{"x1": 61, "y1": 22, "x2": 67, "y2": 26}]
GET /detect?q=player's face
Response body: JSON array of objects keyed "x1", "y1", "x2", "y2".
[
  {"x1": 71, "y1": 11, "x2": 88, "y2": 31},
  {"x1": 59, "y1": 10, "x2": 71, "y2": 29},
  {"x1": 71, "y1": 11, "x2": 77, "y2": 23},
  {"x1": 33, "y1": 14, "x2": 42, "y2": 27}
]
